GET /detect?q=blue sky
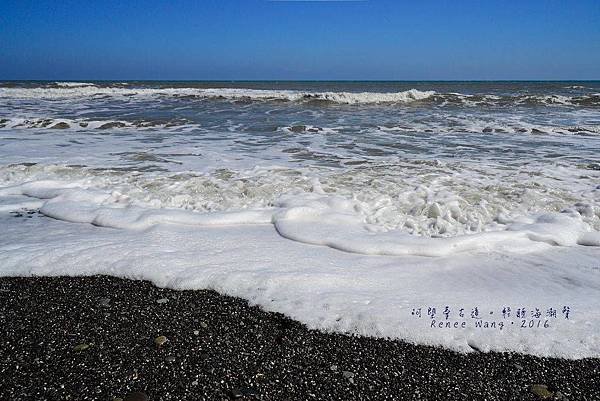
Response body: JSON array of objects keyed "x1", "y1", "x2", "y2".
[{"x1": 1, "y1": 0, "x2": 599, "y2": 80}]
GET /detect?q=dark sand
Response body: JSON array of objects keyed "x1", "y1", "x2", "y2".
[{"x1": 0, "y1": 275, "x2": 598, "y2": 401}]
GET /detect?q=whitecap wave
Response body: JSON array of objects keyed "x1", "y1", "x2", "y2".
[
  {"x1": 2, "y1": 85, "x2": 598, "y2": 107},
  {"x1": 53, "y1": 82, "x2": 97, "y2": 88},
  {"x1": 0, "y1": 86, "x2": 436, "y2": 104}
]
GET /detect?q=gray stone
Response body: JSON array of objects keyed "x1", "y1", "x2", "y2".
[
  {"x1": 154, "y1": 335, "x2": 168, "y2": 347},
  {"x1": 531, "y1": 384, "x2": 554, "y2": 399},
  {"x1": 73, "y1": 343, "x2": 89, "y2": 351}
]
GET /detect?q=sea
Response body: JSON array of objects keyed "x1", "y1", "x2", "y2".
[{"x1": 1, "y1": 81, "x2": 599, "y2": 358}]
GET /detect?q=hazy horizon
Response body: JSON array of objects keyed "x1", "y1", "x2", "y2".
[{"x1": 4, "y1": 79, "x2": 600, "y2": 83}]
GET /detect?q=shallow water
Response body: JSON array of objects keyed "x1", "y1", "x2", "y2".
[
  {"x1": 1, "y1": 81, "x2": 599, "y2": 357},
  {"x1": 2, "y1": 81, "x2": 600, "y2": 235}
]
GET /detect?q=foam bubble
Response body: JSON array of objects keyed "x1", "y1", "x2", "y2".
[{"x1": 2, "y1": 179, "x2": 597, "y2": 257}]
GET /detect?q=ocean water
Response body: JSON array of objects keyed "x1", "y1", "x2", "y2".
[{"x1": 1, "y1": 81, "x2": 600, "y2": 357}]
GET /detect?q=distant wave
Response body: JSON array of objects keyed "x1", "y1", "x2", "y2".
[
  {"x1": 0, "y1": 86, "x2": 436, "y2": 104},
  {"x1": 1, "y1": 85, "x2": 599, "y2": 107},
  {"x1": 430, "y1": 92, "x2": 600, "y2": 107},
  {"x1": 53, "y1": 82, "x2": 96, "y2": 88}
]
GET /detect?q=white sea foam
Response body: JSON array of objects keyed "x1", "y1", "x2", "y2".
[
  {"x1": 1, "y1": 177, "x2": 598, "y2": 257},
  {"x1": 3, "y1": 159, "x2": 599, "y2": 234},
  {"x1": 1, "y1": 163, "x2": 599, "y2": 358},
  {"x1": 1, "y1": 180, "x2": 599, "y2": 358}
]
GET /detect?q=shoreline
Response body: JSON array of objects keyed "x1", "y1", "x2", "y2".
[{"x1": 0, "y1": 275, "x2": 598, "y2": 400}]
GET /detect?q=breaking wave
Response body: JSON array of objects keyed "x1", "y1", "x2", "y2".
[
  {"x1": 0, "y1": 86, "x2": 436, "y2": 104},
  {"x1": 1, "y1": 85, "x2": 599, "y2": 107},
  {"x1": 2, "y1": 115, "x2": 599, "y2": 137},
  {"x1": 53, "y1": 82, "x2": 96, "y2": 88},
  {"x1": 0, "y1": 116, "x2": 196, "y2": 131}
]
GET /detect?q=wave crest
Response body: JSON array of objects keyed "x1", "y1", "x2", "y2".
[
  {"x1": 0, "y1": 86, "x2": 436, "y2": 104},
  {"x1": 2, "y1": 85, "x2": 599, "y2": 107}
]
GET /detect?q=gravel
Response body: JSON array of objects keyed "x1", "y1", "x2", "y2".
[{"x1": 0, "y1": 275, "x2": 598, "y2": 400}]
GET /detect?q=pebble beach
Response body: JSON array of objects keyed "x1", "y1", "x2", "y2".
[{"x1": 0, "y1": 275, "x2": 598, "y2": 401}]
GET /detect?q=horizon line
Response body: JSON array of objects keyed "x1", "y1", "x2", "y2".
[{"x1": 2, "y1": 79, "x2": 600, "y2": 82}]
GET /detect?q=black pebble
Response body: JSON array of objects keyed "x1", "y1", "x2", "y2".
[
  {"x1": 124, "y1": 391, "x2": 149, "y2": 401},
  {"x1": 227, "y1": 388, "x2": 244, "y2": 399}
]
